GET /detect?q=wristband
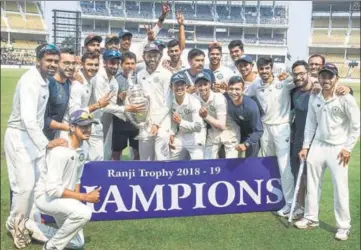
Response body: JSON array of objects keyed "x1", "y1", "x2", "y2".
[{"x1": 158, "y1": 16, "x2": 165, "y2": 23}]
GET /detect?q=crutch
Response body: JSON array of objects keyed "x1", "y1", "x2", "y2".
[{"x1": 288, "y1": 159, "x2": 305, "y2": 228}]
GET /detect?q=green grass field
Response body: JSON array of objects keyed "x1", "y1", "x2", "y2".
[{"x1": 1, "y1": 69, "x2": 360, "y2": 250}]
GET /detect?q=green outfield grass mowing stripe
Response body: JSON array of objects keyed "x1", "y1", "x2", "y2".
[{"x1": 1, "y1": 69, "x2": 359, "y2": 250}]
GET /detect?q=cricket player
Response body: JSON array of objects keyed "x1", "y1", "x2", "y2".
[
  {"x1": 23, "y1": 109, "x2": 101, "y2": 250},
  {"x1": 59, "y1": 52, "x2": 113, "y2": 161},
  {"x1": 83, "y1": 34, "x2": 102, "y2": 57},
  {"x1": 295, "y1": 63, "x2": 360, "y2": 241},
  {"x1": 169, "y1": 72, "x2": 206, "y2": 160},
  {"x1": 137, "y1": 43, "x2": 173, "y2": 160},
  {"x1": 112, "y1": 51, "x2": 140, "y2": 161},
  {"x1": 90, "y1": 49, "x2": 144, "y2": 160},
  {"x1": 43, "y1": 47, "x2": 75, "y2": 140},
  {"x1": 234, "y1": 55, "x2": 259, "y2": 92},
  {"x1": 244, "y1": 57, "x2": 295, "y2": 216},
  {"x1": 205, "y1": 42, "x2": 234, "y2": 94},
  {"x1": 227, "y1": 39, "x2": 244, "y2": 75},
  {"x1": 161, "y1": 10, "x2": 186, "y2": 74},
  {"x1": 178, "y1": 49, "x2": 215, "y2": 94},
  {"x1": 194, "y1": 72, "x2": 239, "y2": 159},
  {"x1": 227, "y1": 75, "x2": 263, "y2": 157},
  {"x1": 105, "y1": 34, "x2": 120, "y2": 51},
  {"x1": 4, "y1": 43, "x2": 68, "y2": 249}
]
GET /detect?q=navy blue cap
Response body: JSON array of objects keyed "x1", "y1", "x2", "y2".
[
  {"x1": 319, "y1": 63, "x2": 339, "y2": 76},
  {"x1": 195, "y1": 71, "x2": 212, "y2": 84},
  {"x1": 153, "y1": 40, "x2": 166, "y2": 49},
  {"x1": 144, "y1": 43, "x2": 160, "y2": 53},
  {"x1": 119, "y1": 29, "x2": 133, "y2": 39},
  {"x1": 171, "y1": 72, "x2": 187, "y2": 85},
  {"x1": 235, "y1": 55, "x2": 254, "y2": 66},
  {"x1": 69, "y1": 109, "x2": 98, "y2": 126},
  {"x1": 84, "y1": 34, "x2": 102, "y2": 46},
  {"x1": 103, "y1": 49, "x2": 121, "y2": 60}
]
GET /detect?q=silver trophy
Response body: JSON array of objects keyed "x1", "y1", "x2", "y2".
[{"x1": 123, "y1": 71, "x2": 151, "y2": 140}]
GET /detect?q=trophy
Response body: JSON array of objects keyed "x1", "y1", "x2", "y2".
[{"x1": 123, "y1": 71, "x2": 151, "y2": 140}]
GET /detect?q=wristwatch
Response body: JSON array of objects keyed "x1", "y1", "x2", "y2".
[{"x1": 244, "y1": 142, "x2": 250, "y2": 148}]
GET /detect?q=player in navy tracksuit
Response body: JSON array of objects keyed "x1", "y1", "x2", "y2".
[{"x1": 227, "y1": 76, "x2": 263, "y2": 157}]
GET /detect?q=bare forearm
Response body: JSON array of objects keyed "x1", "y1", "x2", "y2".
[
  {"x1": 74, "y1": 184, "x2": 80, "y2": 193},
  {"x1": 62, "y1": 188, "x2": 87, "y2": 202},
  {"x1": 49, "y1": 120, "x2": 69, "y2": 131},
  {"x1": 178, "y1": 24, "x2": 185, "y2": 51}
]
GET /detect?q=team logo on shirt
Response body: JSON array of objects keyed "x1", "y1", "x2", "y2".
[
  {"x1": 275, "y1": 83, "x2": 283, "y2": 89},
  {"x1": 238, "y1": 115, "x2": 244, "y2": 120},
  {"x1": 184, "y1": 108, "x2": 191, "y2": 115},
  {"x1": 79, "y1": 153, "x2": 85, "y2": 162},
  {"x1": 109, "y1": 85, "x2": 115, "y2": 92},
  {"x1": 154, "y1": 76, "x2": 160, "y2": 83},
  {"x1": 209, "y1": 105, "x2": 216, "y2": 111},
  {"x1": 331, "y1": 106, "x2": 342, "y2": 116},
  {"x1": 317, "y1": 104, "x2": 321, "y2": 107},
  {"x1": 217, "y1": 73, "x2": 224, "y2": 80}
]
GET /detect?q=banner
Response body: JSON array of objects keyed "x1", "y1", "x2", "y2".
[{"x1": 43, "y1": 157, "x2": 285, "y2": 222}]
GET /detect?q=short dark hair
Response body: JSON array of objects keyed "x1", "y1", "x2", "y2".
[
  {"x1": 121, "y1": 51, "x2": 136, "y2": 63},
  {"x1": 188, "y1": 49, "x2": 205, "y2": 61},
  {"x1": 60, "y1": 47, "x2": 75, "y2": 55},
  {"x1": 208, "y1": 44, "x2": 222, "y2": 54},
  {"x1": 228, "y1": 40, "x2": 244, "y2": 51},
  {"x1": 228, "y1": 75, "x2": 245, "y2": 88},
  {"x1": 292, "y1": 60, "x2": 309, "y2": 71},
  {"x1": 167, "y1": 39, "x2": 180, "y2": 49},
  {"x1": 81, "y1": 51, "x2": 99, "y2": 63},
  {"x1": 308, "y1": 54, "x2": 325, "y2": 65},
  {"x1": 257, "y1": 57, "x2": 273, "y2": 69}
]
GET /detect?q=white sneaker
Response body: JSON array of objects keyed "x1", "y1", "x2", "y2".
[
  {"x1": 335, "y1": 229, "x2": 350, "y2": 241},
  {"x1": 294, "y1": 218, "x2": 319, "y2": 229},
  {"x1": 289, "y1": 206, "x2": 304, "y2": 220},
  {"x1": 276, "y1": 204, "x2": 291, "y2": 217},
  {"x1": 13, "y1": 214, "x2": 32, "y2": 249},
  {"x1": 43, "y1": 241, "x2": 58, "y2": 250}
]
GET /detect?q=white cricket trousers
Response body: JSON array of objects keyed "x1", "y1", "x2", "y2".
[
  {"x1": 170, "y1": 131, "x2": 206, "y2": 160},
  {"x1": 260, "y1": 123, "x2": 294, "y2": 205},
  {"x1": 4, "y1": 128, "x2": 45, "y2": 227},
  {"x1": 35, "y1": 195, "x2": 91, "y2": 249},
  {"x1": 139, "y1": 129, "x2": 170, "y2": 160},
  {"x1": 304, "y1": 140, "x2": 351, "y2": 229},
  {"x1": 204, "y1": 128, "x2": 239, "y2": 159}
]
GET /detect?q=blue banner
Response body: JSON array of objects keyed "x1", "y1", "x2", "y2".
[{"x1": 43, "y1": 157, "x2": 285, "y2": 222}]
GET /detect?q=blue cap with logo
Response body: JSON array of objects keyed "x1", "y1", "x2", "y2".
[
  {"x1": 319, "y1": 63, "x2": 339, "y2": 76},
  {"x1": 195, "y1": 71, "x2": 212, "y2": 84},
  {"x1": 103, "y1": 49, "x2": 122, "y2": 60},
  {"x1": 235, "y1": 55, "x2": 254, "y2": 66},
  {"x1": 144, "y1": 43, "x2": 160, "y2": 53},
  {"x1": 171, "y1": 72, "x2": 188, "y2": 85},
  {"x1": 153, "y1": 40, "x2": 166, "y2": 49},
  {"x1": 118, "y1": 29, "x2": 133, "y2": 39},
  {"x1": 69, "y1": 109, "x2": 98, "y2": 126}
]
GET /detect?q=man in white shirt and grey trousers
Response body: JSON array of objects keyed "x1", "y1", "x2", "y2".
[
  {"x1": 22, "y1": 109, "x2": 102, "y2": 250},
  {"x1": 295, "y1": 64, "x2": 360, "y2": 241},
  {"x1": 4, "y1": 44, "x2": 68, "y2": 249}
]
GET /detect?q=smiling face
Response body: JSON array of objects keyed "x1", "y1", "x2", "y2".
[
  {"x1": 257, "y1": 63, "x2": 273, "y2": 82},
  {"x1": 82, "y1": 57, "x2": 99, "y2": 78},
  {"x1": 189, "y1": 55, "x2": 205, "y2": 73},
  {"x1": 228, "y1": 82, "x2": 244, "y2": 102},
  {"x1": 38, "y1": 53, "x2": 60, "y2": 77},
  {"x1": 229, "y1": 46, "x2": 243, "y2": 61},
  {"x1": 58, "y1": 53, "x2": 76, "y2": 79},
  {"x1": 318, "y1": 71, "x2": 338, "y2": 91},
  {"x1": 237, "y1": 61, "x2": 253, "y2": 78},
  {"x1": 104, "y1": 59, "x2": 120, "y2": 76},
  {"x1": 143, "y1": 51, "x2": 161, "y2": 72},
  {"x1": 209, "y1": 48, "x2": 222, "y2": 66},
  {"x1": 172, "y1": 81, "x2": 187, "y2": 98},
  {"x1": 86, "y1": 40, "x2": 101, "y2": 56},
  {"x1": 195, "y1": 79, "x2": 211, "y2": 100},
  {"x1": 120, "y1": 35, "x2": 132, "y2": 51},
  {"x1": 168, "y1": 44, "x2": 181, "y2": 63},
  {"x1": 308, "y1": 56, "x2": 324, "y2": 77},
  {"x1": 292, "y1": 65, "x2": 309, "y2": 88},
  {"x1": 72, "y1": 123, "x2": 92, "y2": 140}
]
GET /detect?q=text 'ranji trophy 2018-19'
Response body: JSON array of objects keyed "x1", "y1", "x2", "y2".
[{"x1": 123, "y1": 71, "x2": 151, "y2": 140}]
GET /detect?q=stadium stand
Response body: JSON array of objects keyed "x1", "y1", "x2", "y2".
[
  {"x1": 326, "y1": 54, "x2": 345, "y2": 63},
  {"x1": 110, "y1": 2, "x2": 124, "y2": 17},
  {"x1": 175, "y1": 2, "x2": 194, "y2": 20},
  {"x1": 312, "y1": 30, "x2": 346, "y2": 45},
  {"x1": 244, "y1": 34, "x2": 257, "y2": 44},
  {"x1": 349, "y1": 30, "x2": 360, "y2": 46},
  {"x1": 196, "y1": 4, "x2": 213, "y2": 21},
  {"x1": 140, "y1": 2, "x2": 153, "y2": 19},
  {"x1": 351, "y1": 18, "x2": 360, "y2": 28},
  {"x1": 1, "y1": 16, "x2": 7, "y2": 29},
  {"x1": 196, "y1": 27, "x2": 214, "y2": 42},
  {"x1": 313, "y1": 18, "x2": 329, "y2": 28},
  {"x1": 4, "y1": 1, "x2": 19, "y2": 12},
  {"x1": 20, "y1": 2, "x2": 39, "y2": 14},
  {"x1": 25, "y1": 15, "x2": 44, "y2": 31},
  {"x1": 332, "y1": 18, "x2": 349, "y2": 28}
]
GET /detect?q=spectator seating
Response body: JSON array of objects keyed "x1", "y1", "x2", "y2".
[
  {"x1": 196, "y1": 4, "x2": 213, "y2": 21},
  {"x1": 351, "y1": 67, "x2": 360, "y2": 79},
  {"x1": 349, "y1": 31, "x2": 360, "y2": 46},
  {"x1": 175, "y1": 3, "x2": 194, "y2": 20},
  {"x1": 5, "y1": 1, "x2": 19, "y2": 12},
  {"x1": 1, "y1": 16, "x2": 6, "y2": 28},
  {"x1": 347, "y1": 54, "x2": 360, "y2": 61},
  {"x1": 325, "y1": 54, "x2": 344, "y2": 63},
  {"x1": 313, "y1": 18, "x2": 329, "y2": 28},
  {"x1": 1, "y1": 48, "x2": 36, "y2": 65},
  {"x1": 244, "y1": 34, "x2": 257, "y2": 44},
  {"x1": 140, "y1": 2, "x2": 153, "y2": 19},
  {"x1": 22, "y1": 2, "x2": 39, "y2": 14},
  {"x1": 25, "y1": 15, "x2": 44, "y2": 30},
  {"x1": 312, "y1": 30, "x2": 346, "y2": 45},
  {"x1": 7, "y1": 13, "x2": 27, "y2": 30},
  {"x1": 351, "y1": 18, "x2": 360, "y2": 28},
  {"x1": 332, "y1": 18, "x2": 348, "y2": 28}
]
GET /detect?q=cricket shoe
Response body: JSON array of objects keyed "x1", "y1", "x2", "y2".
[
  {"x1": 276, "y1": 204, "x2": 291, "y2": 217},
  {"x1": 13, "y1": 214, "x2": 32, "y2": 249},
  {"x1": 288, "y1": 206, "x2": 304, "y2": 220},
  {"x1": 294, "y1": 218, "x2": 319, "y2": 229},
  {"x1": 335, "y1": 229, "x2": 350, "y2": 241},
  {"x1": 43, "y1": 241, "x2": 58, "y2": 250}
]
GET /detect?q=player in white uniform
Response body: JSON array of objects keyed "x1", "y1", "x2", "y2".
[
  {"x1": 194, "y1": 72, "x2": 239, "y2": 159},
  {"x1": 234, "y1": 55, "x2": 259, "y2": 92},
  {"x1": 23, "y1": 109, "x2": 101, "y2": 250},
  {"x1": 4, "y1": 44, "x2": 68, "y2": 249},
  {"x1": 205, "y1": 42, "x2": 234, "y2": 94},
  {"x1": 244, "y1": 57, "x2": 295, "y2": 217},
  {"x1": 295, "y1": 64, "x2": 360, "y2": 241},
  {"x1": 227, "y1": 40, "x2": 245, "y2": 75},
  {"x1": 169, "y1": 72, "x2": 206, "y2": 160},
  {"x1": 137, "y1": 43, "x2": 172, "y2": 160},
  {"x1": 89, "y1": 49, "x2": 144, "y2": 160},
  {"x1": 60, "y1": 52, "x2": 113, "y2": 161}
]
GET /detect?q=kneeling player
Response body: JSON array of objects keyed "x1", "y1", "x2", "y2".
[
  {"x1": 23, "y1": 110, "x2": 102, "y2": 250},
  {"x1": 194, "y1": 72, "x2": 239, "y2": 159},
  {"x1": 169, "y1": 72, "x2": 206, "y2": 160}
]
